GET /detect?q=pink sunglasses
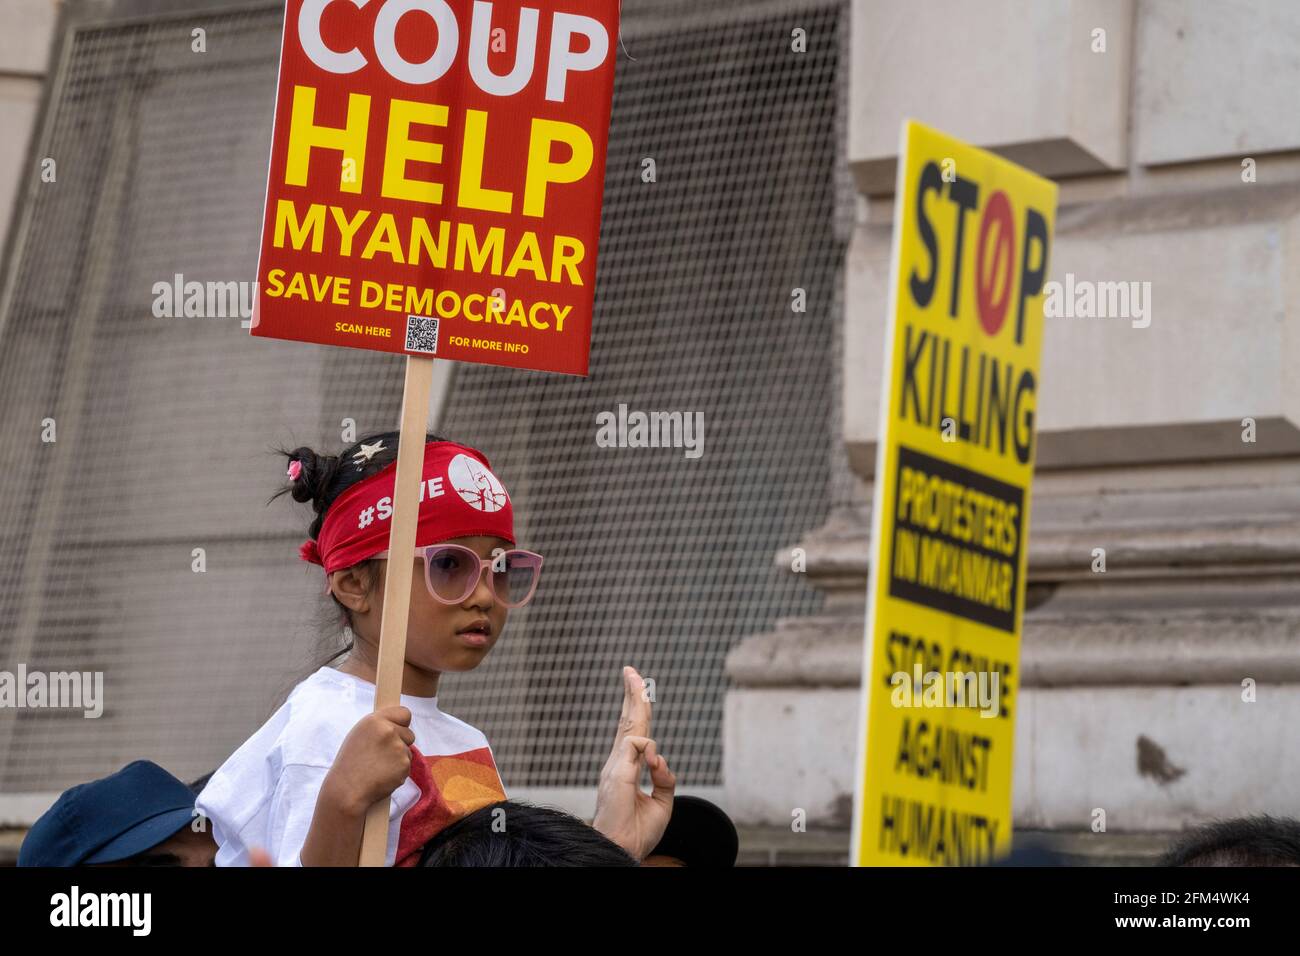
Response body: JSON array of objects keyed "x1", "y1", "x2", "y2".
[{"x1": 370, "y1": 543, "x2": 543, "y2": 608}]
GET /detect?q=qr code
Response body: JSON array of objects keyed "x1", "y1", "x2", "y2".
[{"x1": 405, "y1": 314, "x2": 439, "y2": 354}]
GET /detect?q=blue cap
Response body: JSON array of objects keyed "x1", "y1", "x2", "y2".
[{"x1": 18, "y1": 761, "x2": 198, "y2": 867}]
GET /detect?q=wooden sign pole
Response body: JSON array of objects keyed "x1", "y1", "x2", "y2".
[{"x1": 358, "y1": 354, "x2": 435, "y2": 866}]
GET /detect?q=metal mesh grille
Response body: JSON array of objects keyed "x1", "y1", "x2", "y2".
[
  {"x1": 0, "y1": 0, "x2": 849, "y2": 795},
  {"x1": 0, "y1": 6, "x2": 411, "y2": 791},
  {"x1": 437, "y1": 2, "x2": 848, "y2": 788}
]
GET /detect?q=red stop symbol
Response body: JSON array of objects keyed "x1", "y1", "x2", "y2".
[{"x1": 976, "y1": 190, "x2": 1015, "y2": 337}]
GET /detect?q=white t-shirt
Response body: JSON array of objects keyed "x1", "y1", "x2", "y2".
[{"x1": 195, "y1": 666, "x2": 506, "y2": 867}]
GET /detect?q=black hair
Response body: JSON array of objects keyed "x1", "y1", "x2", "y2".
[
  {"x1": 267, "y1": 429, "x2": 449, "y2": 663},
  {"x1": 418, "y1": 800, "x2": 639, "y2": 867},
  {"x1": 1160, "y1": 815, "x2": 1300, "y2": 867}
]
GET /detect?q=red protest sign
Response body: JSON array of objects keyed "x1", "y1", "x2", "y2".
[{"x1": 249, "y1": 0, "x2": 619, "y2": 376}]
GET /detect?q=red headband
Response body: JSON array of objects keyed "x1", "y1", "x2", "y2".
[{"x1": 299, "y1": 441, "x2": 515, "y2": 575}]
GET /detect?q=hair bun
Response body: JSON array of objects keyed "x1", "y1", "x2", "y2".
[{"x1": 284, "y1": 447, "x2": 332, "y2": 509}]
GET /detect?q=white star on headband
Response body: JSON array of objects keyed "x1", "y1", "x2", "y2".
[{"x1": 352, "y1": 440, "x2": 386, "y2": 470}]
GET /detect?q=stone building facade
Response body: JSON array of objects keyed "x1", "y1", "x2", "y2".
[{"x1": 726, "y1": 0, "x2": 1300, "y2": 862}]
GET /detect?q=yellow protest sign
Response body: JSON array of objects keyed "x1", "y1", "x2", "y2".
[{"x1": 851, "y1": 121, "x2": 1058, "y2": 866}]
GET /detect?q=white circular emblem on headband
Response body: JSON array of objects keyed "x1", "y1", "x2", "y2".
[{"x1": 447, "y1": 453, "x2": 509, "y2": 512}]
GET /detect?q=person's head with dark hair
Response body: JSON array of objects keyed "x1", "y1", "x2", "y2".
[
  {"x1": 642, "y1": 796, "x2": 738, "y2": 867},
  {"x1": 419, "y1": 800, "x2": 638, "y2": 867},
  {"x1": 266, "y1": 431, "x2": 541, "y2": 683},
  {"x1": 1160, "y1": 815, "x2": 1300, "y2": 867}
]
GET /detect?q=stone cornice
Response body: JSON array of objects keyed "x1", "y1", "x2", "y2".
[{"x1": 732, "y1": 459, "x2": 1300, "y2": 688}]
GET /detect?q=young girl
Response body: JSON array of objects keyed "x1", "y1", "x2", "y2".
[{"x1": 195, "y1": 431, "x2": 544, "y2": 866}]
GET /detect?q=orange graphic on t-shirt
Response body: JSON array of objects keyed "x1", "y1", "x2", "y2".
[{"x1": 394, "y1": 745, "x2": 506, "y2": 867}]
